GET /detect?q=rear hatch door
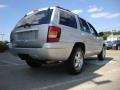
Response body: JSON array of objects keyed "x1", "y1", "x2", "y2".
[{"x1": 12, "y1": 9, "x2": 53, "y2": 48}]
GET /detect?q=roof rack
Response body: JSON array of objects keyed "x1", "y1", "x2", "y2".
[{"x1": 56, "y1": 6, "x2": 71, "y2": 12}]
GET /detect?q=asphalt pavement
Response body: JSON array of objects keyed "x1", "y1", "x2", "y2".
[{"x1": 0, "y1": 50, "x2": 120, "y2": 90}]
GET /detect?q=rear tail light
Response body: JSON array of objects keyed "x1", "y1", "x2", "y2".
[{"x1": 47, "y1": 26, "x2": 61, "y2": 42}]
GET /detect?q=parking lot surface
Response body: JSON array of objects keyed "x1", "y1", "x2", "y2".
[{"x1": 0, "y1": 50, "x2": 120, "y2": 90}]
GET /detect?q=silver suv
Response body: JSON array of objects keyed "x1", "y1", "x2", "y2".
[{"x1": 10, "y1": 6, "x2": 106, "y2": 74}]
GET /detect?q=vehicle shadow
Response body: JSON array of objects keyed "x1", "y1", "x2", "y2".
[{"x1": 3, "y1": 56, "x2": 113, "y2": 90}]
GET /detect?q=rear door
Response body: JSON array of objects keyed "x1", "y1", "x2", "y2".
[
  {"x1": 87, "y1": 22, "x2": 103, "y2": 53},
  {"x1": 78, "y1": 17, "x2": 96, "y2": 55},
  {"x1": 13, "y1": 9, "x2": 53, "y2": 48}
]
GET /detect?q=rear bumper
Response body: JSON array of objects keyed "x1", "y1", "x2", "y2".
[{"x1": 9, "y1": 42, "x2": 74, "y2": 61}]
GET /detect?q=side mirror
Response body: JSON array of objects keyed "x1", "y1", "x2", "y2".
[{"x1": 98, "y1": 32, "x2": 104, "y2": 37}]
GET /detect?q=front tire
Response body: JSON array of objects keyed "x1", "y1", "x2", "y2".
[
  {"x1": 67, "y1": 47, "x2": 84, "y2": 74},
  {"x1": 98, "y1": 46, "x2": 106, "y2": 60}
]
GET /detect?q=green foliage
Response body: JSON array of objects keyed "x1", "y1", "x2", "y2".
[
  {"x1": 101, "y1": 31, "x2": 120, "y2": 40},
  {"x1": 101, "y1": 31, "x2": 111, "y2": 40},
  {"x1": 0, "y1": 41, "x2": 9, "y2": 52},
  {"x1": 113, "y1": 31, "x2": 120, "y2": 35}
]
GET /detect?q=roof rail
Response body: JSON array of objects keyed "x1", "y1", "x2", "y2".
[{"x1": 56, "y1": 6, "x2": 71, "y2": 12}]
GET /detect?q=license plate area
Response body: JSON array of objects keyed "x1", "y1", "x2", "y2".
[{"x1": 16, "y1": 30, "x2": 38, "y2": 41}]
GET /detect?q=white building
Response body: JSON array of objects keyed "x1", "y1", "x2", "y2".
[{"x1": 107, "y1": 35, "x2": 120, "y2": 41}]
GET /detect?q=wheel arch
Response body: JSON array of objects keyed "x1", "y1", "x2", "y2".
[{"x1": 71, "y1": 42, "x2": 85, "y2": 55}]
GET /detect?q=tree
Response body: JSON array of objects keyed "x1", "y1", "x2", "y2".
[
  {"x1": 100, "y1": 30, "x2": 120, "y2": 40},
  {"x1": 102, "y1": 31, "x2": 111, "y2": 40}
]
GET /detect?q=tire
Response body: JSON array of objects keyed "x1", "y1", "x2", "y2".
[
  {"x1": 115, "y1": 46, "x2": 118, "y2": 50},
  {"x1": 25, "y1": 57, "x2": 42, "y2": 68},
  {"x1": 116, "y1": 46, "x2": 120, "y2": 50},
  {"x1": 118, "y1": 46, "x2": 120, "y2": 50},
  {"x1": 98, "y1": 46, "x2": 106, "y2": 61},
  {"x1": 67, "y1": 47, "x2": 84, "y2": 74}
]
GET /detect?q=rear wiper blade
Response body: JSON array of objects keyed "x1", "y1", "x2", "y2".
[{"x1": 16, "y1": 23, "x2": 39, "y2": 28}]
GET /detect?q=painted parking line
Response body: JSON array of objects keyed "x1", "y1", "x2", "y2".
[
  {"x1": 0, "y1": 60, "x2": 20, "y2": 65},
  {"x1": 30, "y1": 67, "x2": 120, "y2": 90},
  {"x1": 85, "y1": 60, "x2": 115, "y2": 66},
  {"x1": 0, "y1": 64, "x2": 25, "y2": 67},
  {"x1": 30, "y1": 75, "x2": 95, "y2": 90},
  {"x1": 0, "y1": 60, "x2": 25, "y2": 66}
]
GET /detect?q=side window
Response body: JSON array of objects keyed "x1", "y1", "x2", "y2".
[
  {"x1": 59, "y1": 10, "x2": 77, "y2": 28},
  {"x1": 88, "y1": 23, "x2": 98, "y2": 36},
  {"x1": 78, "y1": 17, "x2": 91, "y2": 33}
]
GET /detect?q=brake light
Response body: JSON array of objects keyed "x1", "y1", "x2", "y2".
[{"x1": 47, "y1": 26, "x2": 61, "y2": 42}]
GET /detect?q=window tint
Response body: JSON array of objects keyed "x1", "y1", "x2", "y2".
[
  {"x1": 88, "y1": 23, "x2": 98, "y2": 36},
  {"x1": 78, "y1": 17, "x2": 90, "y2": 33},
  {"x1": 16, "y1": 9, "x2": 53, "y2": 28},
  {"x1": 60, "y1": 10, "x2": 77, "y2": 28}
]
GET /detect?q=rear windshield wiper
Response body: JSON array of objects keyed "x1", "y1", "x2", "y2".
[{"x1": 16, "y1": 23, "x2": 39, "y2": 28}]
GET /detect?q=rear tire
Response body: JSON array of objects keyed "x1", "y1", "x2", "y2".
[
  {"x1": 98, "y1": 46, "x2": 106, "y2": 61},
  {"x1": 116, "y1": 46, "x2": 120, "y2": 50},
  {"x1": 66, "y1": 47, "x2": 84, "y2": 74},
  {"x1": 118, "y1": 46, "x2": 120, "y2": 50},
  {"x1": 25, "y1": 58, "x2": 42, "y2": 68}
]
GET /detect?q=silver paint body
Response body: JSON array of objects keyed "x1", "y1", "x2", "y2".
[{"x1": 10, "y1": 7, "x2": 104, "y2": 61}]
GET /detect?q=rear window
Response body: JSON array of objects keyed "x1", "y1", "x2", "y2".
[
  {"x1": 59, "y1": 10, "x2": 77, "y2": 28},
  {"x1": 16, "y1": 9, "x2": 53, "y2": 28}
]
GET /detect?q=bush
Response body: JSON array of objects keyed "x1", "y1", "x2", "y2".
[{"x1": 0, "y1": 41, "x2": 9, "y2": 52}]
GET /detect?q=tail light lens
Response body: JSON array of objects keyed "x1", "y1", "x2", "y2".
[{"x1": 47, "y1": 26, "x2": 61, "y2": 42}]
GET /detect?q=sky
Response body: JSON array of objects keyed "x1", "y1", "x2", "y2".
[{"x1": 0, "y1": 0, "x2": 120, "y2": 41}]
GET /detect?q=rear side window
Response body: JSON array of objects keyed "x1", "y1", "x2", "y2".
[
  {"x1": 78, "y1": 17, "x2": 91, "y2": 33},
  {"x1": 87, "y1": 23, "x2": 98, "y2": 36},
  {"x1": 59, "y1": 10, "x2": 77, "y2": 28}
]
